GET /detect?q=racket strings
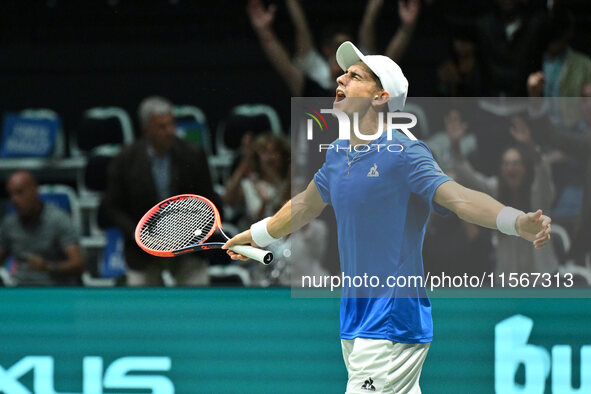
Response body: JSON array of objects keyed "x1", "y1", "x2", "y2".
[{"x1": 139, "y1": 197, "x2": 216, "y2": 251}]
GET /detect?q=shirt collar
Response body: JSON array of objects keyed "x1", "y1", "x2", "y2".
[{"x1": 146, "y1": 142, "x2": 171, "y2": 159}]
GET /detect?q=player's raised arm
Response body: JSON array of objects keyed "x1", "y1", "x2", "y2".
[
  {"x1": 223, "y1": 180, "x2": 327, "y2": 260},
  {"x1": 433, "y1": 181, "x2": 552, "y2": 249}
]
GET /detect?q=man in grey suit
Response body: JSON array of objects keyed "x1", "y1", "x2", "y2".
[{"x1": 103, "y1": 96, "x2": 219, "y2": 286}]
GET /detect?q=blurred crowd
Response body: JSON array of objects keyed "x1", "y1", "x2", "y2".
[{"x1": 1, "y1": 0, "x2": 591, "y2": 288}]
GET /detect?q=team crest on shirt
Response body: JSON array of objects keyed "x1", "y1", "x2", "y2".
[
  {"x1": 361, "y1": 377, "x2": 376, "y2": 391},
  {"x1": 367, "y1": 164, "x2": 379, "y2": 177}
]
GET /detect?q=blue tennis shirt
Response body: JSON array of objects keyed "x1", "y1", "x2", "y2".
[{"x1": 313, "y1": 131, "x2": 453, "y2": 343}]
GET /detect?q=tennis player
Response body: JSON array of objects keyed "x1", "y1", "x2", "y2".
[{"x1": 224, "y1": 41, "x2": 552, "y2": 393}]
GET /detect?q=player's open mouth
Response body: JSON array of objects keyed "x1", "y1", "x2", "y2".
[{"x1": 335, "y1": 89, "x2": 346, "y2": 102}]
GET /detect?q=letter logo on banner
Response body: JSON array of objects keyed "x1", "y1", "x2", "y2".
[
  {"x1": 495, "y1": 314, "x2": 591, "y2": 393},
  {"x1": 495, "y1": 315, "x2": 550, "y2": 393},
  {"x1": 0, "y1": 356, "x2": 174, "y2": 394}
]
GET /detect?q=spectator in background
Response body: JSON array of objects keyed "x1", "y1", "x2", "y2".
[
  {"x1": 102, "y1": 96, "x2": 218, "y2": 287},
  {"x1": 527, "y1": 7, "x2": 591, "y2": 126},
  {"x1": 285, "y1": 0, "x2": 351, "y2": 91},
  {"x1": 246, "y1": 0, "x2": 338, "y2": 97},
  {"x1": 246, "y1": 0, "x2": 420, "y2": 97},
  {"x1": 423, "y1": 169, "x2": 493, "y2": 279},
  {"x1": 358, "y1": 0, "x2": 421, "y2": 60},
  {"x1": 528, "y1": 81, "x2": 591, "y2": 263},
  {"x1": 450, "y1": 116, "x2": 559, "y2": 280},
  {"x1": 437, "y1": 29, "x2": 483, "y2": 96},
  {"x1": 426, "y1": 109, "x2": 477, "y2": 171},
  {"x1": 527, "y1": 77, "x2": 591, "y2": 220},
  {"x1": 474, "y1": 0, "x2": 546, "y2": 96},
  {"x1": 224, "y1": 133, "x2": 290, "y2": 229},
  {"x1": 0, "y1": 171, "x2": 84, "y2": 286},
  {"x1": 424, "y1": 109, "x2": 489, "y2": 279}
]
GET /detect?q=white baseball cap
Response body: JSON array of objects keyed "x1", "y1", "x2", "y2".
[{"x1": 336, "y1": 41, "x2": 408, "y2": 112}]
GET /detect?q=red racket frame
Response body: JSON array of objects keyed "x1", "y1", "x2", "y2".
[{"x1": 135, "y1": 194, "x2": 228, "y2": 257}]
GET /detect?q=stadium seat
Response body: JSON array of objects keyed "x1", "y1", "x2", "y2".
[
  {"x1": 72, "y1": 107, "x2": 132, "y2": 246},
  {"x1": 71, "y1": 106, "x2": 134, "y2": 157},
  {"x1": 216, "y1": 104, "x2": 282, "y2": 156},
  {"x1": 173, "y1": 105, "x2": 219, "y2": 182},
  {"x1": 18, "y1": 108, "x2": 66, "y2": 158},
  {"x1": 37, "y1": 184, "x2": 82, "y2": 233},
  {"x1": 78, "y1": 145, "x2": 119, "y2": 237},
  {"x1": 0, "y1": 109, "x2": 65, "y2": 170},
  {"x1": 214, "y1": 104, "x2": 282, "y2": 183},
  {"x1": 98, "y1": 227, "x2": 126, "y2": 276},
  {"x1": 550, "y1": 223, "x2": 571, "y2": 263},
  {"x1": 0, "y1": 109, "x2": 86, "y2": 188},
  {"x1": 83, "y1": 146, "x2": 117, "y2": 193},
  {"x1": 173, "y1": 105, "x2": 213, "y2": 157},
  {"x1": 554, "y1": 223, "x2": 591, "y2": 286}
]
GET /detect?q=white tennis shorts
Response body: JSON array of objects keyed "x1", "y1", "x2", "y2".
[{"x1": 341, "y1": 338, "x2": 430, "y2": 394}]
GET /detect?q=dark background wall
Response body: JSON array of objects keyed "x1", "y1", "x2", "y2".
[{"x1": 2, "y1": 0, "x2": 591, "y2": 146}]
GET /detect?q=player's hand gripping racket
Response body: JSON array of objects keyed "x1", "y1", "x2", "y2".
[{"x1": 135, "y1": 194, "x2": 273, "y2": 265}]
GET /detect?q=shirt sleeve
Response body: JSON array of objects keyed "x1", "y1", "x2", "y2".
[
  {"x1": 53, "y1": 208, "x2": 80, "y2": 248},
  {"x1": 405, "y1": 141, "x2": 453, "y2": 216},
  {"x1": 313, "y1": 161, "x2": 331, "y2": 205}
]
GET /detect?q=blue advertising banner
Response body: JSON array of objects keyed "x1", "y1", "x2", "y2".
[
  {"x1": 0, "y1": 114, "x2": 60, "y2": 158},
  {"x1": 0, "y1": 289, "x2": 589, "y2": 393}
]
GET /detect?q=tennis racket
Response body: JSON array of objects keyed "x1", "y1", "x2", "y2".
[{"x1": 135, "y1": 194, "x2": 273, "y2": 265}]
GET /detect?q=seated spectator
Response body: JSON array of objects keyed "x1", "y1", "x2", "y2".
[
  {"x1": 224, "y1": 133, "x2": 290, "y2": 229},
  {"x1": 0, "y1": 171, "x2": 84, "y2": 286},
  {"x1": 527, "y1": 7, "x2": 591, "y2": 126},
  {"x1": 529, "y1": 81, "x2": 591, "y2": 219},
  {"x1": 450, "y1": 116, "x2": 559, "y2": 280},
  {"x1": 426, "y1": 109, "x2": 477, "y2": 171},
  {"x1": 437, "y1": 29, "x2": 483, "y2": 96},
  {"x1": 102, "y1": 96, "x2": 219, "y2": 287},
  {"x1": 528, "y1": 82, "x2": 591, "y2": 262}
]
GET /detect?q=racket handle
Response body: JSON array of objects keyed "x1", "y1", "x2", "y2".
[{"x1": 230, "y1": 245, "x2": 273, "y2": 265}]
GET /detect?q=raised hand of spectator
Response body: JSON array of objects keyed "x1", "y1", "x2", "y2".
[
  {"x1": 359, "y1": 0, "x2": 384, "y2": 53},
  {"x1": 247, "y1": 0, "x2": 277, "y2": 34},
  {"x1": 510, "y1": 116, "x2": 536, "y2": 148},
  {"x1": 368, "y1": 0, "x2": 384, "y2": 14},
  {"x1": 286, "y1": 0, "x2": 314, "y2": 58},
  {"x1": 385, "y1": 0, "x2": 421, "y2": 62},
  {"x1": 399, "y1": 0, "x2": 421, "y2": 28},
  {"x1": 527, "y1": 71, "x2": 545, "y2": 97}
]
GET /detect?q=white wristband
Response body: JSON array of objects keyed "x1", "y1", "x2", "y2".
[
  {"x1": 250, "y1": 217, "x2": 279, "y2": 247},
  {"x1": 496, "y1": 206, "x2": 525, "y2": 236}
]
